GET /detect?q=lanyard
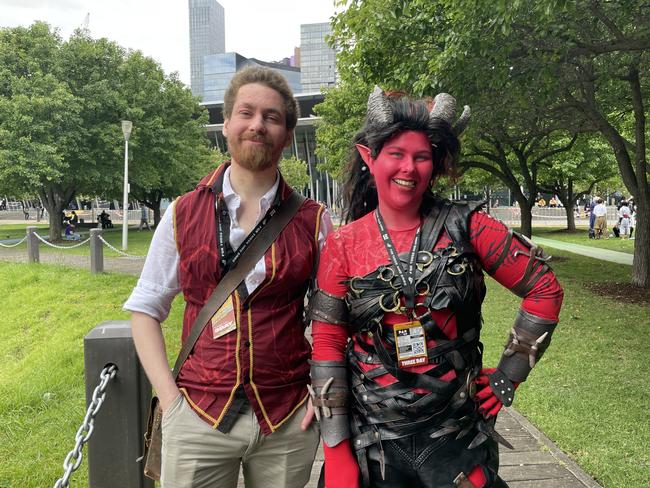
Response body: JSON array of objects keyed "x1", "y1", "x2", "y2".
[
  {"x1": 375, "y1": 210, "x2": 421, "y2": 313},
  {"x1": 217, "y1": 193, "x2": 280, "y2": 273}
]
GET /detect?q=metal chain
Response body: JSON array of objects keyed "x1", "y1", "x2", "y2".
[
  {"x1": 53, "y1": 364, "x2": 117, "y2": 488},
  {"x1": 97, "y1": 235, "x2": 145, "y2": 260},
  {"x1": 0, "y1": 235, "x2": 28, "y2": 248},
  {"x1": 34, "y1": 232, "x2": 91, "y2": 249}
]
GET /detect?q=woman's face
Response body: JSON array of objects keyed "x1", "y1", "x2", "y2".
[{"x1": 366, "y1": 130, "x2": 434, "y2": 214}]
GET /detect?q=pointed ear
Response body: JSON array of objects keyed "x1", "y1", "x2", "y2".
[{"x1": 356, "y1": 144, "x2": 372, "y2": 167}]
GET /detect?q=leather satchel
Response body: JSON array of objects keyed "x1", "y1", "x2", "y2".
[{"x1": 141, "y1": 191, "x2": 306, "y2": 480}]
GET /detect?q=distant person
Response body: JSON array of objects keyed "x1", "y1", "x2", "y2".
[
  {"x1": 138, "y1": 205, "x2": 151, "y2": 231},
  {"x1": 630, "y1": 210, "x2": 636, "y2": 240},
  {"x1": 593, "y1": 198, "x2": 607, "y2": 239},
  {"x1": 98, "y1": 210, "x2": 113, "y2": 229},
  {"x1": 588, "y1": 196, "x2": 598, "y2": 237},
  {"x1": 64, "y1": 213, "x2": 75, "y2": 236},
  {"x1": 70, "y1": 210, "x2": 79, "y2": 227},
  {"x1": 618, "y1": 200, "x2": 632, "y2": 239}
]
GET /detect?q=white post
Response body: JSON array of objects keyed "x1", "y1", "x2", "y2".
[
  {"x1": 326, "y1": 172, "x2": 331, "y2": 208},
  {"x1": 121, "y1": 120, "x2": 132, "y2": 251}
]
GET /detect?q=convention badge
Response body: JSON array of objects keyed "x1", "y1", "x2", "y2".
[
  {"x1": 211, "y1": 295, "x2": 237, "y2": 339},
  {"x1": 393, "y1": 320, "x2": 428, "y2": 368}
]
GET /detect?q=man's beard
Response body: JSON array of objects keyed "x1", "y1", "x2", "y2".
[{"x1": 227, "y1": 135, "x2": 280, "y2": 171}]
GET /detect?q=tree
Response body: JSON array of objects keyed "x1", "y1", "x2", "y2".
[
  {"x1": 538, "y1": 135, "x2": 618, "y2": 230},
  {"x1": 120, "y1": 53, "x2": 212, "y2": 226},
  {"x1": 0, "y1": 23, "x2": 212, "y2": 237},
  {"x1": 314, "y1": 81, "x2": 370, "y2": 179},
  {"x1": 279, "y1": 156, "x2": 311, "y2": 191}
]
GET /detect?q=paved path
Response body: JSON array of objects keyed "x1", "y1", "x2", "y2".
[
  {"x1": 0, "y1": 240, "x2": 604, "y2": 487},
  {"x1": 532, "y1": 236, "x2": 633, "y2": 266}
]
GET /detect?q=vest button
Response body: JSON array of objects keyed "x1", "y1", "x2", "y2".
[{"x1": 244, "y1": 341, "x2": 251, "y2": 348}]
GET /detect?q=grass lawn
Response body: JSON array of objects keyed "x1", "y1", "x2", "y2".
[
  {"x1": 0, "y1": 248, "x2": 648, "y2": 487},
  {"x1": 0, "y1": 224, "x2": 154, "y2": 257},
  {"x1": 532, "y1": 226, "x2": 635, "y2": 254},
  {"x1": 0, "y1": 223, "x2": 49, "y2": 240},
  {"x1": 0, "y1": 262, "x2": 182, "y2": 487}
]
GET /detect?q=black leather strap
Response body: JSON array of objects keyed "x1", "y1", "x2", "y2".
[{"x1": 171, "y1": 190, "x2": 306, "y2": 378}]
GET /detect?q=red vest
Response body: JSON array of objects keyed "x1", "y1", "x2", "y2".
[{"x1": 174, "y1": 164, "x2": 325, "y2": 434}]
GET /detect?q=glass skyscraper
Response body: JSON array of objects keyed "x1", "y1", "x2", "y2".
[
  {"x1": 300, "y1": 22, "x2": 337, "y2": 92},
  {"x1": 189, "y1": 0, "x2": 225, "y2": 100},
  {"x1": 203, "y1": 53, "x2": 302, "y2": 102}
]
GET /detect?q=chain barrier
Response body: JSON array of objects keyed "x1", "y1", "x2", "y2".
[
  {"x1": 97, "y1": 235, "x2": 145, "y2": 260},
  {"x1": 53, "y1": 364, "x2": 117, "y2": 488},
  {"x1": 0, "y1": 235, "x2": 28, "y2": 248},
  {"x1": 34, "y1": 232, "x2": 91, "y2": 249}
]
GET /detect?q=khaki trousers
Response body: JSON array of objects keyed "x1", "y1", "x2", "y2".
[{"x1": 161, "y1": 395, "x2": 319, "y2": 488}]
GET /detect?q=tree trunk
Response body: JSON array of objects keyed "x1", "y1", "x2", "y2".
[
  {"x1": 520, "y1": 206, "x2": 533, "y2": 237},
  {"x1": 39, "y1": 187, "x2": 74, "y2": 242},
  {"x1": 556, "y1": 193, "x2": 576, "y2": 232},
  {"x1": 45, "y1": 201, "x2": 65, "y2": 241},
  {"x1": 632, "y1": 196, "x2": 649, "y2": 287},
  {"x1": 565, "y1": 205, "x2": 576, "y2": 231},
  {"x1": 514, "y1": 197, "x2": 534, "y2": 237},
  {"x1": 152, "y1": 203, "x2": 162, "y2": 228}
]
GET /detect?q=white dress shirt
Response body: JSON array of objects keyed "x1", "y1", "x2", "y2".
[
  {"x1": 123, "y1": 166, "x2": 333, "y2": 322},
  {"x1": 593, "y1": 203, "x2": 607, "y2": 217}
]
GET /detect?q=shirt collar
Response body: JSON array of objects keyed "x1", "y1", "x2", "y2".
[{"x1": 222, "y1": 165, "x2": 280, "y2": 210}]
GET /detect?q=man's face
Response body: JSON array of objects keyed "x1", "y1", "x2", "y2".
[{"x1": 223, "y1": 83, "x2": 292, "y2": 171}]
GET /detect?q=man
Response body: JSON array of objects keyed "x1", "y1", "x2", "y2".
[
  {"x1": 124, "y1": 67, "x2": 331, "y2": 488},
  {"x1": 593, "y1": 197, "x2": 608, "y2": 238},
  {"x1": 588, "y1": 196, "x2": 598, "y2": 237},
  {"x1": 138, "y1": 204, "x2": 151, "y2": 231}
]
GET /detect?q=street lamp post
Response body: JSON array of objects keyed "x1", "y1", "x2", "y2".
[{"x1": 121, "y1": 120, "x2": 132, "y2": 250}]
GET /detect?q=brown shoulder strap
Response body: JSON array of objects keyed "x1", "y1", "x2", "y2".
[{"x1": 171, "y1": 191, "x2": 306, "y2": 378}]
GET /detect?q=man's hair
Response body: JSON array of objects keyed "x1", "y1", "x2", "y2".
[{"x1": 223, "y1": 66, "x2": 299, "y2": 130}]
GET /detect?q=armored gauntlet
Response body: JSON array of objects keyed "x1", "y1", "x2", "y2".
[{"x1": 309, "y1": 360, "x2": 350, "y2": 447}]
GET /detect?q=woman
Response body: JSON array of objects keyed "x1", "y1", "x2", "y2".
[{"x1": 307, "y1": 88, "x2": 564, "y2": 487}]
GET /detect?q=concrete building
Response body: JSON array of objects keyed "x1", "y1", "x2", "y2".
[
  {"x1": 189, "y1": 0, "x2": 225, "y2": 100},
  {"x1": 300, "y1": 22, "x2": 336, "y2": 92},
  {"x1": 202, "y1": 53, "x2": 302, "y2": 103}
]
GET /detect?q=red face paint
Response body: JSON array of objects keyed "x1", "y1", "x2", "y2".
[{"x1": 368, "y1": 131, "x2": 434, "y2": 228}]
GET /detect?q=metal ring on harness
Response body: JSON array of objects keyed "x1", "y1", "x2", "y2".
[
  {"x1": 379, "y1": 291, "x2": 401, "y2": 313},
  {"x1": 378, "y1": 266, "x2": 395, "y2": 282},
  {"x1": 350, "y1": 277, "x2": 364, "y2": 296},
  {"x1": 447, "y1": 260, "x2": 467, "y2": 276},
  {"x1": 447, "y1": 246, "x2": 460, "y2": 257},
  {"x1": 416, "y1": 281, "x2": 430, "y2": 296},
  {"x1": 416, "y1": 250, "x2": 434, "y2": 271}
]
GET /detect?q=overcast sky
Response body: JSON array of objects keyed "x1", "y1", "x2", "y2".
[{"x1": 1, "y1": 0, "x2": 339, "y2": 85}]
